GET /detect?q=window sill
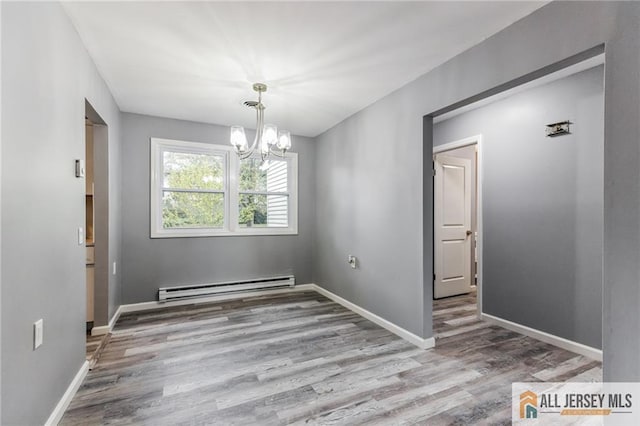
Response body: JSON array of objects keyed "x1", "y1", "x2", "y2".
[{"x1": 150, "y1": 228, "x2": 299, "y2": 238}]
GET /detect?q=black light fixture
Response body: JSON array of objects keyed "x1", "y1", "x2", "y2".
[{"x1": 546, "y1": 120, "x2": 572, "y2": 137}]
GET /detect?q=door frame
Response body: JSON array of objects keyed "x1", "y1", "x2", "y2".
[
  {"x1": 433, "y1": 134, "x2": 483, "y2": 317},
  {"x1": 85, "y1": 100, "x2": 110, "y2": 334}
]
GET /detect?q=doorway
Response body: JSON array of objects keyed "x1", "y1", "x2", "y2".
[
  {"x1": 427, "y1": 52, "x2": 604, "y2": 364},
  {"x1": 85, "y1": 118, "x2": 95, "y2": 331},
  {"x1": 84, "y1": 101, "x2": 110, "y2": 366},
  {"x1": 432, "y1": 137, "x2": 481, "y2": 337}
]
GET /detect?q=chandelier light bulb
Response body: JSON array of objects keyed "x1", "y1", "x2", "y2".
[
  {"x1": 261, "y1": 138, "x2": 270, "y2": 155},
  {"x1": 277, "y1": 131, "x2": 291, "y2": 150},
  {"x1": 262, "y1": 124, "x2": 278, "y2": 146},
  {"x1": 230, "y1": 125, "x2": 248, "y2": 152}
]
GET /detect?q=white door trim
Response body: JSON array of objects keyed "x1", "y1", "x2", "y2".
[
  {"x1": 433, "y1": 134, "x2": 481, "y2": 154},
  {"x1": 433, "y1": 134, "x2": 483, "y2": 318}
]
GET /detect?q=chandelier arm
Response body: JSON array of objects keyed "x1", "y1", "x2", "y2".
[
  {"x1": 258, "y1": 105, "x2": 269, "y2": 162},
  {"x1": 267, "y1": 146, "x2": 287, "y2": 158},
  {"x1": 257, "y1": 105, "x2": 264, "y2": 145},
  {"x1": 244, "y1": 105, "x2": 261, "y2": 156},
  {"x1": 238, "y1": 150, "x2": 253, "y2": 160}
]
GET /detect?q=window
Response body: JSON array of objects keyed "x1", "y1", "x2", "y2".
[
  {"x1": 238, "y1": 157, "x2": 290, "y2": 228},
  {"x1": 151, "y1": 138, "x2": 298, "y2": 237}
]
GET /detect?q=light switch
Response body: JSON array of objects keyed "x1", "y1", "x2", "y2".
[
  {"x1": 34, "y1": 319, "x2": 43, "y2": 350},
  {"x1": 78, "y1": 227, "x2": 84, "y2": 245},
  {"x1": 75, "y1": 159, "x2": 85, "y2": 178}
]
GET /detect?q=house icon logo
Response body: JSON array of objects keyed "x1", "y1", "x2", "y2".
[{"x1": 520, "y1": 390, "x2": 538, "y2": 419}]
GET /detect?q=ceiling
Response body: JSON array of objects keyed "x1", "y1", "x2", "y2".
[{"x1": 62, "y1": 1, "x2": 547, "y2": 138}]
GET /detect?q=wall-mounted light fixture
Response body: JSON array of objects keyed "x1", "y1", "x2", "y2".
[{"x1": 546, "y1": 120, "x2": 572, "y2": 137}]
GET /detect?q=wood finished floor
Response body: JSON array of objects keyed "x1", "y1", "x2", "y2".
[
  {"x1": 85, "y1": 333, "x2": 103, "y2": 360},
  {"x1": 62, "y1": 290, "x2": 601, "y2": 425},
  {"x1": 86, "y1": 333, "x2": 110, "y2": 370},
  {"x1": 433, "y1": 289, "x2": 480, "y2": 337}
]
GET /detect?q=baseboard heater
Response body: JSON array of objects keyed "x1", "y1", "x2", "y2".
[{"x1": 158, "y1": 275, "x2": 295, "y2": 302}]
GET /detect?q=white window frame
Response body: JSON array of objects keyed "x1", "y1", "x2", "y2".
[{"x1": 150, "y1": 137, "x2": 298, "y2": 238}]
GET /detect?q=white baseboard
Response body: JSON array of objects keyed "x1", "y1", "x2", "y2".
[
  {"x1": 45, "y1": 360, "x2": 89, "y2": 426},
  {"x1": 91, "y1": 302, "x2": 126, "y2": 336},
  {"x1": 308, "y1": 284, "x2": 435, "y2": 350},
  {"x1": 481, "y1": 313, "x2": 602, "y2": 361},
  {"x1": 90, "y1": 325, "x2": 109, "y2": 336}
]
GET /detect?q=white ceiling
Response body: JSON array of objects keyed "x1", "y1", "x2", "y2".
[{"x1": 62, "y1": 1, "x2": 547, "y2": 138}]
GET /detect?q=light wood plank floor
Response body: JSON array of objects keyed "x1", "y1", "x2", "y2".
[{"x1": 62, "y1": 290, "x2": 601, "y2": 425}]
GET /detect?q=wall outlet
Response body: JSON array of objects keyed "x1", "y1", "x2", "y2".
[
  {"x1": 112, "y1": 261, "x2": 117, "y2": 275},
  {"x1": 348, "y1": 255, "x2": 357, "y2": 269},
  {"x1": 34, "y1": 319, "x2": 44, "y2": 350}
]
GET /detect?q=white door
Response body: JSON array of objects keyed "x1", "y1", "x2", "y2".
[{"x1": 434, "y1": 154, "x2": 472, "y2": 299}]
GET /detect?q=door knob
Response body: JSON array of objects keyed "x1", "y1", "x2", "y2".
[{"x1": 466, "y1": 230, "x2": 472, "y2": 236}]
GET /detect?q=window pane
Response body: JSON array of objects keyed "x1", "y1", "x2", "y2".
[
  {"x1": 239, "y1": 194, "x2": 288, "y2": 228},
  {"x1": 162, "y1": 191, "x2": 224, "y2": 228},
  {"x1": 163, "y1": 151, "x2": 224, "y2": 190},
  {"x1": 239, "y1": 158, "x2": 287, "y2": 192}
]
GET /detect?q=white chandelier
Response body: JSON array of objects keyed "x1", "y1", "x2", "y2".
[{"x1": 230, "y1": 83, "x2": 291, "y2": 161}]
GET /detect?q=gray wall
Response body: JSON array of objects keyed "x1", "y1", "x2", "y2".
[
  {"x1": 434, "y1": 66, "x2": 604, "y2": 349},
  {"x1": 315, "y1": 99, "x2": 426, "y2": 336},
  {"x1": 1, "y1": 2, "x2": 122, "y2": 424},
  {"x1": 314, "y1": 1, "x2": 640, "y2": 380},
  {"x1": 120, "y1": 113, "x2": 315, "y2": 303}
]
